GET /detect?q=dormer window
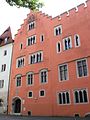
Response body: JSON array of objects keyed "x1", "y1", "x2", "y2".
[
  {"x1": 4, "y1": 38, "x2": 8, "y2": 43},
  {"x1": 28, "y1": 21, "x2": 35, "y2": 30}
]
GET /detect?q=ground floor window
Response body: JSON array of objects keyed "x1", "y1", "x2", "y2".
[
  {"x1": 74, "y1": 89, "x2": 88, "y2": 104},
  {"x1": 58, "y1": 91, "x2": 70, "y2": 105}
]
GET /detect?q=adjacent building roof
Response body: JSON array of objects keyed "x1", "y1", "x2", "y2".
[{"x1": 0, "y1": 27, "x2": 14, "y2": 47}]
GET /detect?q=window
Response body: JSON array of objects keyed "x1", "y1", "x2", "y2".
[
  {"x1": 28, "y1": 21, "x2": 35, "y2": 30},
  {"x1": 76, "y1": 59, "x2": 88, "y2": 77},
  {"x1": 40, "y1": 35, "x2": 44, "y2": 42},
  {"x1": 54, "y1": 25, "x2": 62, "y2": 36},
  {"x1": 58, "y1": 64, "x2": 68, "y2": 81},
  {"x1": 0, "y1": 99, "x2": 3, "y2": 107},
  {"x1": 1, "y1": 64, "x2": 6, "y2": 72},
  {"x1": 57, "y1": 42, "x2": 61, "y2": 53},
  {"x1": 63, "y1": 36, "x2": 72, "y2": 50},
  {"x1": 28, "y1": 91, "x2": 33, "y2": 98},
  {"x1": 74, "y1": 89, "x2": 88, "y2": 103},
  {"x1": 40, "y1": 69, "x2": 48, "y2": 84},
  {"x1": 30, "y1": 51, "x2": 43, "y2": 64},
  {"x1": 39, "y1": 90, "x2": 45, "y2": 97},
  {"x1": 0, "y1": 80, "x2": 4, "y2": 88},
  {"x1": 20, "y1": 43, "x2": 23, "y2": 50},
  {"x1": 74, "y1": 34, "x2": 80, "y2": 47},
  {"x1": 16, "y1": 57, "x2": 25, "y2": 68},
  {"x1": 27, "y1": 72, "x2": 34, "y2": 85},
  {"x1": 4, "y1": 50, "x2": 7, "y2": 56},
  {"x1": 27, "y1": 35, "x2": 36, "y2": 46},
  {"x1": 16, "y1": 75, "x2": 21, "y2": 87},
  {"x1": 4, "y1": 37, "x2": 8, "y2": 43},
  {"x1": 58, "y1": 91, "x2": 70, "y2": 105}
]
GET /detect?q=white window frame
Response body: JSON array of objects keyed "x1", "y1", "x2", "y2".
[
  {"x1": 57, "y1": 90, "x2": 71, "y2": 105},
  {"x1": 26, "y1": 72, "x2": 34, "y2": 86},
  {"x1": 16, "y1": 74, "x2": 22, "y2": 87},
  {"x1": 76, "y1": 58, "x2": 89, "y2": 78},
  {"x1": 20, "y1": 43, "x2": 23, "y2": 50},
  {"x1": 4, "y1": 38, "x2": 8, "y2": 43},
  {"x1": 39, "y1": 69, "x2": 48, "y2": 84},
  {"x1": 16, "y1": 57, "x2": 25, "y2": 68},
  {"x1": 74, "y1": 34, "x2": 80, "y2": 47},
  {"x1": 27, "y1": 35, "x2": 36, "y2": 46},
  {"x1": 73, "y1": 88, "x2": 89, "y2": 104},
  {"x1": 40, "y1": 34, "x2": 44, "y2": 42},
  {"x1": 29, "y1": 51, "x2": 43, "y2": 64},
  {"x1": 56, "y1": 41, "x2": 62, "y2": 53},
  {"x1": 0, "y1": 80, "x2": 4, "y2": 88},
  {"x1": 58, "y1": 63, "x2": 69, "y2": 82},
  {"x1": 39, "y1": 89, "x2": 46, "y2": 97},
  {"x1": 28, "y1": 91, "x2": 33, "y2": 98},
  {"x1": 28, "y1": 21, "x2": 36, "y2": 30},
  {"x1": 54, "y1": 25, "x2": 62, "y2": 36},
  {"x1": 63, "y1": 36, "x2": 72, "y2": 50}
]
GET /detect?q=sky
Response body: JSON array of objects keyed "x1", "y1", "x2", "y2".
[{"x1": 0, "y1": 0, "x2": 87, "y2": 38}]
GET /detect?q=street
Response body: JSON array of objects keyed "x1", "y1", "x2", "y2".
[{"x1": 0, "y1": 115, "x2": 90, "y2": 120}]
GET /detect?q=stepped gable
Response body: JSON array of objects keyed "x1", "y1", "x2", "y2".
[
  {"x1": 0, "y1": 27, "x2": 13, "y2": 46},
  {"x1": 14, "y1": 10, "x2": 52, "y2": 37}
]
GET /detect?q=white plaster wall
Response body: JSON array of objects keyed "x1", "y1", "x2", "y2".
[{"x1": 0, "y1": 43, "x2": 13, "y2": 113}]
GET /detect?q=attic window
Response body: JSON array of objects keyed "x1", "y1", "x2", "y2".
[
  {"x1": 28, "y1": 21, "x2": 35, "y2": 30},
  {"x1": 4, "y1": 38, "x2": 8, "y2": 43}
]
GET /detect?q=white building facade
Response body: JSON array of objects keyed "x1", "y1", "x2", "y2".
[{"x1": 0, "y1": 27, "x2": 13, "y2": 113}]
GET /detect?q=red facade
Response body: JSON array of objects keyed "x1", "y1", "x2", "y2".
[{"x1": 8, "y1": 0, "x2": 90, "y2": 117}]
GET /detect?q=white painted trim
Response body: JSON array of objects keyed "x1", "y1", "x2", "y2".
[
  {"x1": 74, "y1": 34, "x2": 80, "y2": 47},
  {"x1": 76, "y1": 58, "x2": 89, "y2": 78},
  {"x1": 16, "y1": 56, "x2": 25, "y2": 68},
  {"x1": 28, "y1": 91, "x2": 33, "y2": 98},
  {"x1": 28, "y1": 21, "x2": 36, "y2": 31},
  {"x1": 39, "y1": 69, "x2": 48, "y2": 85},
  {"x1": 58, "y1": 63, "x2": 69, "y2": 82},
  {"x1": 19, "y1": 43, "x2": 23, "y2": 50},
  {"x1": 27, "y1": 35, "x2": 36, "y2": 46},
  {"x1": 63, "y1": 36, "x2": 72, "y2": 51},
  {"x1": 29, "y1": 51, "x2": 43, "y2": 65},
  {"x1": 12, "y1": 96, "x2": 22, "y2": 114},
  {"x1": 73, "y1": 88, "x2": 89, "y2": 105},
  {"x1": 39, "y1": 89, "x2": 46, "y2": 97},
  {"x1": 15, "y1": 74, "x2": 22, "y2": 88},
  {"x1": 57, "y1": 90, "x2": 71, "y2": 105},
  {"x1": 56, "y1": 41, "x2": 62, "y2": 53},
  {"x1": 26, "y1": 72, "x2": 34, "y2": 86},
  {"x1": 40, "y1": 34, "x2": 44, "y2": 42},
  {"x1": 54, "y1": 25, "x2": 62, "y2": 36}
]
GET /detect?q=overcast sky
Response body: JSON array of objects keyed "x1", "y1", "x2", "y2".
[{"x1": 0, "y1": 0, "x2": 86, "y2": 38}]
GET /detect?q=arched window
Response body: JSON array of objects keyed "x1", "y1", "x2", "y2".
[
  {"x1": 57, "y1": 42, "x2": 61, "y2": 53},
  {"x1": 79, "y1": 91, "x2": 83, "y2": 103},
  {"x1": 83, "y1": 90, "x2": 88, "y2": 102},
  {"x1": 75, "y1": 91, "x2": 79, "y2": 103},
  {"x1": 74, "y1": 89, "x2": 88, "y2": 103},
  {"x1": 74, "y1": 34, "x2": 80, "y2": 47},
  {"x1": 58, "y1": 93, "x2": 62, "y2": 104},
  {"x1": 62, "y1": 93, "x2": 66, "y2": 104},
  {"x1": 58, "y1": 91, "x2": 70, "y2": 105},
  {"x1": 66, "y1": 92, "x2": 70, "y2": 104},
  {"x1": 16, "y1": 75, "x2": 22, "y2": 87}
]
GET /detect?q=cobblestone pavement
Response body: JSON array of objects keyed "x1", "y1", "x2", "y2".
[{"x1": 0, "y1": 115, "x2": 90, "y2": 120}]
